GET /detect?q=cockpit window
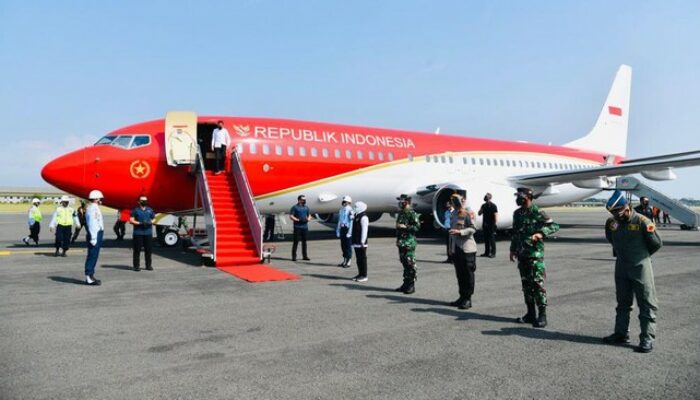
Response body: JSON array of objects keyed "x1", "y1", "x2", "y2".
[
  {"x1": 131, "y1": 135, "x2": 151, "y2": 148},
  {"x1": 95, "y1": 136, "x2": 116, "y2": 145},
  {"x1": 112, "y1": 135, "x2": 133, "y2": 149}
]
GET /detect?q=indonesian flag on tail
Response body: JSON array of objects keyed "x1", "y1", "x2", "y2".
[{"x1": 608, "y1": 106, "x2": 622, "y2": 116}]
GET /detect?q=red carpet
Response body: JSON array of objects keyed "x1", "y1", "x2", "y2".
[{"x1": 217, "y1": 264, "x2": 300, "y2": 283}]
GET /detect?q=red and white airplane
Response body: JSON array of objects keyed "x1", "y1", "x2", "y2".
[{"x1": 42, "y1": 65, "x2": 700, "y2": 232}]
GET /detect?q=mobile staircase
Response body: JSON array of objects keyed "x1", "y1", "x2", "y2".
[{"x1": 616, "y1": 176, "x2": 699, "y2": 230}]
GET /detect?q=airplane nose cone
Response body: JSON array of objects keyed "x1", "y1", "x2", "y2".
[{"x1": 41, "y1": 148, "x2": 86, "y2": 194}]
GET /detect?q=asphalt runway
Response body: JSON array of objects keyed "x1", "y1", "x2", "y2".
[{"x1": 1, "y1": 209, "x2": 699, "y2": 400}]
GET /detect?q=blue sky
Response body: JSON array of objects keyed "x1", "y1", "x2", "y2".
[{"x1": 1, "y1": 1, "x2": 699, "y2": 197}]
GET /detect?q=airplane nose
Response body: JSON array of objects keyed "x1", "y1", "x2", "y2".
[{"x1": 41, "y1": 148, "x2": 86, "y2": 195}]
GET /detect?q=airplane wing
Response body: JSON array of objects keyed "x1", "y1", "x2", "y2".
[{"x1": 510, "y1": 152, "x2": 700, "y2": 187}]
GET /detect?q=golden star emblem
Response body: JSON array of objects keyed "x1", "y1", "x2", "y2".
[{"x1": 130, "y1": 160, "x2": 150, "y2": 179}]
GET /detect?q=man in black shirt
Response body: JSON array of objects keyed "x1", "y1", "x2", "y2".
[
  {"x1": 634, "y1": 197, "x2": 654, "y2": 220},
  {"x1": 478, "y1": 193, "x2": 498, "y2": 258}
]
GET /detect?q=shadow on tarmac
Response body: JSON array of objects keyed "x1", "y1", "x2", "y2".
[
  {"x1": 48, "y1": 276, "x2": 85, "y2": 285},
  {"x1": 101, "y1": 264, "x2": 133, "y2": 271},
  {"x1": 411, "y1": 307, "x2": 514, "y2": 323},
  {"x1": 481, "y1": 326, "x2": 618, "y2": 346}
]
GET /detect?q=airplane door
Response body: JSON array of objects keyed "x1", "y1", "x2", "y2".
[{"x1": 164, "y1": 111, "x2": 198, "y2": 166}]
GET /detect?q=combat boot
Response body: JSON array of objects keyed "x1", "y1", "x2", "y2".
[
  {"x1": 533, "y1": 306, "x2": 547, "y2": 328},
  {"x1": 403, "y1": 282, "x2": 415, "y2": 294},
  {"x1": 602, "y1": 333, "x2": 631, "y2": 344},
  {"x1": 516, "y1": 303, "x2": 536, "y2": 324},
  {"x1": 395, "y1": 280, "x2": 408, "y2": 292}
]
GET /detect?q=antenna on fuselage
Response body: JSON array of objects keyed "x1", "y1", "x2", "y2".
[{"x1": 435, "y1": 127, "x2": 440, "y2": 135}]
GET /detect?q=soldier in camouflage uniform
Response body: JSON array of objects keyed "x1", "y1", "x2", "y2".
[
  {"x1": 395, "y1": 194, "x2": 421, "y2": 294},
  {"x1": 603, "y1": 190, "x2": 662, "y2": 353},
  {"x1": 510, "y1": 187, "x2": 559, "y2": 328}
]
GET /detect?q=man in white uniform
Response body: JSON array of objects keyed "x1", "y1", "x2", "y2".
[{"x1": 211, "y1": 120, "x2": 231, "y2": 174}]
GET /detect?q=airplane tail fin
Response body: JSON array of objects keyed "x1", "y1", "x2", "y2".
[{"x1": 565, "y1": 65, "x2": 631, "y2": 157}]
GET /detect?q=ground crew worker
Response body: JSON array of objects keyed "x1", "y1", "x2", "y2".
[
  {"x1": 603, "y1": 190, "x2": 662, "y2": 353},
  {"x1": 84, "y1": 190, "x2": 104, "y2": 286},
  {"x1": 634, "y1": 196, "x2": 654, "y2": 220},
  {"x1": 22, "y1": 198, "x2": 42, "y2": 246},
  {"x1": 478, "y1": 193, "x2": 498, "y2": 258},
  {"x1": 336, "y1": 195, "x2": 354, "y2": 268},
  {"x1": 351, "y1": 201, "x2": 369, "y2": 282},
  {"x1": 71, "y1": 200, "x2": 87, "y2": 243},
  {"x1": 448, "y1": 194, "x2": 477, "y2": 309},
  {"x1": 49, "y1": 195, "x2": 78, "y2": 257},
  {"x1": 510, "y1": 187, "x2": 559, "y2": 328},
  {"x1": 130, "y1": 195, "x2": 156, "y2": 271},
  {"x1": 395, "y1": 194, "x2": 420, "y2": 294},
  {"x1": 290, "y1": 195, "x2": 312, "y2": 261}
]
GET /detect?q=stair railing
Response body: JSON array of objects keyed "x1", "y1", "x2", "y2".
[
  {"x1": 194, "y1": 147, "x2": 217, "y2": 259},
  {"x1": 230, "y1": 149, "x2": 263, "y2": 259}
]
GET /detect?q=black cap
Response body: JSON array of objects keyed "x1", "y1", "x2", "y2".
[
  {"x1": 515, "y1": 187, "x2": 534, "y2": 199},
  {"x1": 396, "y1": 194, "x2": 412, "y2": 201}
]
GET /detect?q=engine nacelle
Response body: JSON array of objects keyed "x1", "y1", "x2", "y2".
[
  {"x1": 315, "y1": 213, "x2": 338, "y2": 224},
  {"x1": 572, "y1": 177, "x2": 614, "y2": 189},
  {"x1": 432, "y1": 184, "x2": 467, "y2": 229},
  {"x1": 641, "y1": 168, "x2": 677, "y2": 181}
]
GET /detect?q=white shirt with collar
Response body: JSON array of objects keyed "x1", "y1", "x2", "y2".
[{"x1": 212, "y1": 127, "x2": 231, "y2": 150}]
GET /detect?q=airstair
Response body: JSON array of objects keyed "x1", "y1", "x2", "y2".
[{"x1": 616, "y1": 176, "x2": 699, "y2": 230}]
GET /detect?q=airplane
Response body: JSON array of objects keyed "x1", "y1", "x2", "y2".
[{"x1": 41, "y1": 65, "x2": 700, "y2": 264}]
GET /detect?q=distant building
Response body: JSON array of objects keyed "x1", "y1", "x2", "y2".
[{"x1": 0, "y1": 187, "x2": 69, "y2": 204}]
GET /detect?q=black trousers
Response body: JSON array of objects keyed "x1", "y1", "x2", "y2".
[
  {"x1": 29, "y1": 222, "x2": 40, "y2": 243},
  {"x1": 264, "y1": 219, "x2": 275, "y2": 241},
  {"x1": 354, "y1": 246, "x2": 367, "y2": 277},
  {"x1": 114, "y1": 220, "x2": 126, "y2": 240},
  {"x1": 445, "y1": 231, "x2": 453, "y2": 261},
  {"x1": 133, "y1": 235, "x2": 152, "y2": 268},
  {"x1": 340, "y1": 226, "x2": 352, "y2": 259},
  {"x1": 292, "y1": 228, "x2": 308, "y2": 259},
  {"x1": 71, "y1": 224, "x2": 83, "y2": 242},
  {"x1": 55, "y1": 225, "x2": 72, "y2": 251},
  {"x1": 214, "y1": 146, "x2": 226, "y2": 172},
  {"x1": 453, "y1": 248, "x2": 476, "y2": 299},
  {"x1": 482, "y1": 224, "x2": 496, "y2": 256}
]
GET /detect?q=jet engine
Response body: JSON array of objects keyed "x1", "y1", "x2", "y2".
[{"x1": 431, "y1": 184, "x2": 467, "y2": 229}]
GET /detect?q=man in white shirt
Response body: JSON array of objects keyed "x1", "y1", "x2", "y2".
[{"x1": 211, "y1": 120, "x2": 231, "y2": 174}]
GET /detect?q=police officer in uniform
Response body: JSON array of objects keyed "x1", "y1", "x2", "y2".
[
  {"x1": 23, "y1": 198, "x2": 42, "y2": 247},
  {"x1": 49, "y1": 195, "x2": 77, "y2": 257},
  {"x1": 336, "y1": 195, "x2": 354, "y2": 268},
  {"x1": 510, "y1": 187, "x2": 559, "y2": 328},
  {"x1": 395, "y1": 194, "x2": 420, "y2": 294},
  {"x1": 634, "y1": 196, "x2": 654, "y2": 220},
  {"x1": 448, "y1": 194, "x2": 477, "y2": 309},
  {"x1": 603, "y1": 190, "x2": 662, "y2": 353}
]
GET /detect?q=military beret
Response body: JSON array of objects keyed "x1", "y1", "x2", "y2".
[
  {"x1": 606, "y1": 190, "x2": 628, "y2": 211},
  {"x1": 397, "y1": 194, "x2": 412, "y2": 201},
  {"x1": 515, "y1": 187, "x2": 534, "y2": 198}
]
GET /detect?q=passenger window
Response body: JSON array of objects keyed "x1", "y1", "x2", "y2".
[
  {"x1": 441, "y1": 156, "x2": 446, "y2": 163},
  {"x1": 322, "y1": 148, "x2": 329, "y2": 158},
  {"x1": 357, "y1": 150, "x2": 364, "y2": 160},
  {"x1": 486, "y1": 159, "x2": 491, "y2": 166},
  {"x1": 463, "y1": 157, "x2": 467, "y2": 164},
  {"x1": 345, "y1": 149, "x2": 352, "y2": 159},
  {"x1": 471, "y1": 157, "x2": 476, "y2": 164},
  {"x1": 287, "y1": 146, "x2": 294, "y2": 156},
  {"x1": 131, "y1": 136, "x2": 150, "y2": 148},
  {"x1": 95, "y1": 135, "x2": 116, "y2": 145},
  {"x1": 369, "y1": 151, "x2": 375, "y2": 160},
  {"x1": 479, "y1": 158, "x2": 484, "y2": 165},
  {"x1": 499, "y1": 159, "x2": 504, "y2": 167},
  {"x1": 112, "y1": 135, "x2": 133, "y2": 149},
  {"x1": 407, "y1": 154, "x2": 413, "y2": 161},
  {"x1": 249, "y1": 143, "x2": 257, "y2": 154},
  {"x1": 236, "y1": 143, "x2": 244, "y2": 154},
  {"x1": 299, "y1": 146, "x2": 306, "y2": 157},
  {"x1": 378, "y1": 152, "x2": 384, "y2": 161},
  {"x1": 426, "y1": 155, "x2": 430, "y2": 163},
  {"x1": 275, "y1": 145, "x2": 282, "y2": 156},
  {"x1": 311, "y1": 147, "x2": 318, "y2": 157},
  {"x1": 388, "y1": 152, "x2": 394, "y2": 161},
  {"x1": 448, "y1": 156, "x2": 453, "y2": 164},
  {"x1": 262, "y1": 144, "x2": 270, "y2": 155},
  {"x1": 334, "y1": 149, "x2": 341, "y2": 158}
]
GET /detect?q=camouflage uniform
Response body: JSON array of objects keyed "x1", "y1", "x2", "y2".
[
  {"x1": 605, "y1": 211, "x2": 661, "y2": 344},
  {"x1": 510, "y1": 204, "x2": 559, "y2": 307},
  {"x1": 396, "y1": 207, "x2": 420, "y2": 286}
]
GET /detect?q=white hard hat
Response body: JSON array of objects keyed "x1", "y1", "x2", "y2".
[
  {"x1": 32, "y1": 198, "x2": 41, "y2": 204},
  {"x1": 88, "y1": 190, "x2": 104, "y2": 200},
  {"x1": 60, "y1": 195, "x2": 70, "y2": 202},
  {"x1": 342, "y1": 195, "x2": 352, "y2": 203}
]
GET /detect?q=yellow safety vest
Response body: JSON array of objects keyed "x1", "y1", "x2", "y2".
[
  {"x1": 31, "y1": 207, "x2": 43, "y2": 223},
  {"x1": 56, "y1": 207, "x2": 74, "y2": 226}
]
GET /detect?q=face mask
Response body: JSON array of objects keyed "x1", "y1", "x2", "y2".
[
  {"x1": 450, "y1": 198, "x2": 461, "y2": 209},
  {"x1": 139, "y1": 200, "x2": 148, "y2": 206},
  {"x1": 613, "y1": 209, "x2": 629, "y2": 221},
  {"x1": 516, "y1": 197, "x2": 525, "y2": 206},
  {"x1": 484, "y1": 196, "x2": 489, "y2": 202}
]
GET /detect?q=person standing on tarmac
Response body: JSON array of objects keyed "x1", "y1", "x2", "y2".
[
  {"x1": 395, "y1": 194, "x2": 420, "y2": 294},
  {"x1": 442, "y1": 201, "x2": 454, "y2": 263},
  {"x1": 71, "y1": 200, "x2": 87, "y2": 244},
  {"x1": 448, "y1": 194, "x2": 477, "y2": 309},
  {"x1": 289, "y1": 195, "x2": 312, "y2": 261},
  {"x1": 336, "y1": 195, "x2": 354, "y2": 268},
  {"x1": 478, "y1": 193, "x2": 498, "y2": 258},
  {"x1": 603, "y1": 190, "x2": 662, "y2": 353},
  {"x1": 130, "y1": 195, "x2": 156, "y2": 271},
  {"x1": 49, "y1": 195, "x2": 78, "y2": 257},
  {"x1": 84, "y1": 190, "x2": 104, "y2": 286},
  {"x1": 634, "y1": 196, "x2": 654, "y2": 220},
  {"x1": 263, "y1": 214, "x2": 276, "y2": 242},
  {"x1": 23, "y1": 198, "x2": 42, "y2": 247},
  {"x1": 113, "y1": 209, "x2": 129, "y2": 240},
  {"x1": 351, "y1": 201, "x2": 369, "y2": 282},
  {"x1": 510, "y1": 187, "x2": 559, "y2": 328}
]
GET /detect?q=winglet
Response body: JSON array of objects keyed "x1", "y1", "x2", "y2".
[{"x1": 565, "y1": 65, "x2": 631, "y2": 157}]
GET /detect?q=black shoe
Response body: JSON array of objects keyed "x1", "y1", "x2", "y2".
[
  {"x1": 302, "y1": 257, "x2": 311, "y2": 261},
  {"x1": 395, "y1": 283, "x2": 408, "y2": 292},
  {"x1": 602, "y1": 333, "x2": 631, "y2": 344},
  {"x1": 488, "y1": 254, "x2": 496, "y2": 258},
  {"x1": 61, "y1": 251, "x2": 67, "y2": 257},
  {"x1": 403, "y1": 283, "x2": 415, "y2": 294},
  {"x1": 533, "y1": 306, "x2": 547, "y2": 328},
  {"x1": 292, "y1": 256, "x2": 297, "y2": 261},
  {"x1": 636, "y1": 339, "x2": 653, "y2": 353},
  {"x1": 54, "y1": 249, "x2": 60, "y2": 257},
  {"x1": 448, "y1": 298, "x2": 464, "y2": 307},
  {"x1": 145, "y1": 266, "x2": 153, "y2": 271},
  {"x1": 443, "y1": 259, "x2": 452, "y2": 263},
  {"x1": 516, "y1": 303, "x2": 536, "y2": 324},
  {"x1": 134, "y1": 266, "x2": 141, "y2": 272},
  {"x1": 479, "y1": 253, "x2": 489, "y2": 257},
  {"x1": 86, "y1": 275, "x2": 101, "y2": 286},
  {"x1": 458, "y1": 300, "x2": 472, "y2": 310},
  {"x1": 337, "y1": 259, "x2": 347, "y2": 267}
]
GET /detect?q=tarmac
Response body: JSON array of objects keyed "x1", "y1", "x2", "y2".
[{"x1": 1, "y1": 209, "x2": 699, "y2": 400}]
